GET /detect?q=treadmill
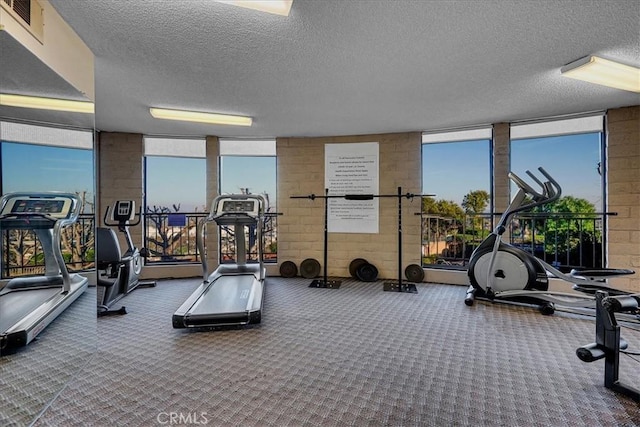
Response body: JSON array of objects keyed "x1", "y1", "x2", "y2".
[
  {"x1": 173, "y1": 194, "x2": 267, "y2": 328},
  {"x1": 0, "y1": 192, "x2": 89, "y2": 355}
]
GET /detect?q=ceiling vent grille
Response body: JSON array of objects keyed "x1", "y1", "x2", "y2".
[{"x1": 0, "y1": 0, "x2": 44, "y2": 43}]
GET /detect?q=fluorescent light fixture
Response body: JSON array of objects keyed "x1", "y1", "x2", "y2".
[
  {"x1": 0, "y1": 93, "x2": 94, "y2": 114},
  {"x1": 561, "y1": 56, "x2": 640, "y2": 93},
  {"x1": 214, "y1": 0, "x2": 293, "y2": 16},
  {"x1": 149, "y1": 107, "x2": 253, "y2": 126}
]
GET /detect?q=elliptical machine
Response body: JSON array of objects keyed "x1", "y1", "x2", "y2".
[
  {"x1": 464, "y1": 167, "x2": 635, "y2": 315},
  {"x1": 97, "y1": 200, "x2": 156, "y2": 317}
]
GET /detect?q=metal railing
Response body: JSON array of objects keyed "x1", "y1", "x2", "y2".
[
  {"x1": 144, "y1": 212, "x2": 205, "y2": 264},
  {"x1": 143, "y1": 211, "x2": 278, "y2": 265},
  {"x1": 422, "y1": 212, "x2": 609, "y2": 271},
  {"x1": 1, "y1": 214, "x2": 95, "y2": 279}
]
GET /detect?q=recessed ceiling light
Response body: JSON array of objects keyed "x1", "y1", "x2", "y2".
[
  {"x1": 561, "y1": 56, "x2": 640, "y2": 93},
  {"x1": 214, "y1": 0, "x2": 293, "y2": 16},
  {"x1": 149, "y1": 107, "x2": 253, "y2": 126},
  {"x1": 0, "y1": 93, "x2": 95, "y2": 114}
]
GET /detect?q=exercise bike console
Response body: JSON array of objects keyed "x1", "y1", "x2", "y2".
[{"x1": 97, "y1": 200, "x2": 155, "y2": 317}]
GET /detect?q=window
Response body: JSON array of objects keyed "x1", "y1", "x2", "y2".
[
  {"x1": 143, "y1": 137, "x2": 206, "y2": 264},
  {"x1": 509, "y1": 115, "x2": 606, "y2": 269},
  {"x1": 1, "y1": 121, "x2": 94, "y2": 277},
  {"x1": 219, "y1": 139, "x2": 277, "y2": 263},
  {"x1": 421, "y1": 128, "x2": 492, "y2": 267}
]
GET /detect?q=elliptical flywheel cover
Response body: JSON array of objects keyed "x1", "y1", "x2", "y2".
[
  {"x1": 349, "y1": 258, "x2": 368, "y2": 279},
  {"x1": 279, "y1": 261, "x2": 298, "y2": 278},
  {"x1": 356, "y1": 263, "x2": 379, "y2": 282},
  {"x1": 405, "y1": 263, "x2": 425, "y2": 283},
  {"x1": 300, "y1": 258, "x2": 321, "y2": 279}
]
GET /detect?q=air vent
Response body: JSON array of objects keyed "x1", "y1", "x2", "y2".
[{"x1": 0, "y1": 0, "x2": 43, "y2": 43}]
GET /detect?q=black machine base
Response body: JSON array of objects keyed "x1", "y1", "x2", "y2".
[
  {"x1": 309, "y1": 279, "x2": 342, "y2": 289},
  {"x1": 383, "y1": 282, "x2": 418, "y2": 293},
  {"x1": 577, "y1": 291, "x2": 640, "y2": 402}
]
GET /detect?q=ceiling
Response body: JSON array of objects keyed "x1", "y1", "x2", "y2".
[
  {"x1": 0, "y1": 31, "x2": 94, "y2": 128},
  {"x1": 30, "y1": 1, "x2": 640, "y2": 137}
]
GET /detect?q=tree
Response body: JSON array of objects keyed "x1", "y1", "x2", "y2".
[
  {"x1": 422, "y1": 197, "x2": 465, "y2": 218},
  {"x1": 462, "y1": 190, "x2": 490, "y2": 214},
  {"x1": 527, "y1": 196, "x2": 599, "y2": 267},
  {"x1": 146, "y1": 203, "x2": 198, "y2": 261}
]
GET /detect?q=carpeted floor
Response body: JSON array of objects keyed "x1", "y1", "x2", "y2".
[
  {"x1": 9, "y1": 277, "x2": 640, "y2": 426},
  {"x1": 0, "y1": 288, "x2": 96, "y2": 427}
]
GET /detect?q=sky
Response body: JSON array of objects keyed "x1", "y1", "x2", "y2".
[
  {"x1": 1, "y1": 142, "x2": 94, "y2": 211},
  {"x1": 2, "y1": 132, "x2": 602, "y2": 214},
  {"x1": 145, "y1": 155, "x2": 277, "y2": 212},
  {"x1": 422, "y1": 132, "x2": 603, "y2": 210}
]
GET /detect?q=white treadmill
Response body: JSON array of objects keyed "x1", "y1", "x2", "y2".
[
  {"x1": 172, "y1": 194, "x2": 266, "y2": 328},
  {"x1": 0, "y1": 192, "x2": 89, "y2": 355}
]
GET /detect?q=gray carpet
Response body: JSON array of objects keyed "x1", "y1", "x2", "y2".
[
  {"x1": 0, "y1": 288, "x2": 96, "y2": 427},
  {"x1": 25, "y1": 278, "x2": 640, "y2": 426}
]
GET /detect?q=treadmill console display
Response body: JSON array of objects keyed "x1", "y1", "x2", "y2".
[
  {"x1": 221, "y1": 200, "x2": 257, "y2": 214},
  {"x1": 1, "y1": 195, "x2": 74, "y2": 219},
  {"x1": 11, "y1": 200, "x2": 65, "y2": 215}
]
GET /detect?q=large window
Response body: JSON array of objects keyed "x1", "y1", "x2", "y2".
[
  {"x1": 421, "y1": 128, "x2": 492, "y2": 267},
  {"x1": 219, "y1": 139, "x2": 277, "y2": 262},
  {"x1": 1, "y1": 122, "x2": 95, "y2": 277},
  {"x1": 509, "y1": 115, "x2": 606, "y2": 269},
  {"x1": 143, "y1": 137, "x2": 206, "y2": 264}
]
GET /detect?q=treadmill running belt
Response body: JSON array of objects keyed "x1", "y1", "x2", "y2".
[
  {"x1": 0, "y1": 287, "x2": 61, "y2": 333},
  {"x1": 188, "y1": 275, "x2": 257, "y2": 316}
]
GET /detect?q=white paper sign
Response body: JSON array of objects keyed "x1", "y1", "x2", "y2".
[{"x1": 325, "y1": 142, "x2": 379, "y2": 233}]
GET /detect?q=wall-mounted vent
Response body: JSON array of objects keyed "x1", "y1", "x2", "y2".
[{"x1": 0, "y1": 0, "x2": 44, "y2": 43}]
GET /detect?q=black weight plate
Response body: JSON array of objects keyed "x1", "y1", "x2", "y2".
[
  {"x1": 300, "y1": 258, "x2": 321, "y2": 279},
  {"x1": 279, "y1": 261, "x2": 298, "y2": 278},
  {"x1": 348, "y1": 258, "x2": 368, "y2": 278},
  {"x1": 356, "y1": 263, "x2": 378, "y2": 282},
  {"x1": 405, "y1": 264, "x2": 425, "y2": 283}
]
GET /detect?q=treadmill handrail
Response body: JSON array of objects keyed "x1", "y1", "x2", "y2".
[
  {"x1": 0, "y1": 192, "x2": 81, "y2": 293},
  {"x1": 198, "y1": 194, "x2": 267, "y2": 283}
]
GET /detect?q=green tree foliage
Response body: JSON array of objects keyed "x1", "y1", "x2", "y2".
[
  {"x1": 525, "y1": 196, "x2": 599, "y2": 264},
  {"x1": 461, "y1": 190, "x2": 490, "y2": 214},
  {"x1": 421, "y1": 197, "x2": 465, "y2": 218}
]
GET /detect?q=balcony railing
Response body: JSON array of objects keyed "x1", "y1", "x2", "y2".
[
  {"x1": 1, "y1": 214, "x2": 95, "y2": 279},
  {"x1": 144, "y1": 212, "x2": 205, "y2": 264},
  {"x1": 143, "y1": 212, "x2": 278, "y2": 265},
  {"x1": 422, "y1": 212, "x2": 610, "y2": 271}
]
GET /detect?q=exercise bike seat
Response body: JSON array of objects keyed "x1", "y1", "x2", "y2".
[{"x1": 96, "y1": 227, "x2": 124, "y2": 280}]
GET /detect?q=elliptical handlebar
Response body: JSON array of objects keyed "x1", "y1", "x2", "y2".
[{"x1": 509, "y1": 167, "x2": 562, "y2": 205}]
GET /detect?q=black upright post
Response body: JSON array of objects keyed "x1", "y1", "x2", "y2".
[
  {"x1": 309, "y1": 188, "x2": 341, "y2": 289},
  {"x1": 397, "y1": 186, "x2": 402, "y2": 288},
  {"x1": 384, "y1": 186, "x2": 417, "y2": 293}
]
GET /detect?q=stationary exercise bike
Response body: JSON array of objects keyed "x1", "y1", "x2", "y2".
[
  {"x1": 464, "y1": 167, "x2": 635, "y2": 315},
  {"x1": 97, "y1": 200, "x2": 156, "y2": 317}
]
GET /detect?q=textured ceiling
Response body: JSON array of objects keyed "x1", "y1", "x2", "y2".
[
  {"x1": 34, "y1": 0, "x2": 640, "y2": 137},
  {"x1": 0, "y1": 32, "x2": 94, "y2": 128}
]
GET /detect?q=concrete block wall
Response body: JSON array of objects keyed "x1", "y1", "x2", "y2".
[
  {"x1": 203, "y1": 136, "x2": 220, "y2": 279},
  {"x1": 492, "y1": 123, "x2": 511, "y2": 217},
  {"x1": 606, "y1": 106, "x2": 639, "y2": 292},
  {"x1": 277, "y1": 132, "x2": 423, "y2": 280}
]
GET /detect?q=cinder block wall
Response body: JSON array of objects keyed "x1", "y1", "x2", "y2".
[
  {"x1": 277, "y1": 132, "x2": 423, "y2": 280},
  {"x1": 492, "y1": 123, "x2": 510, "y2": 217},
  {"x1": 606, "y1": 106, "x2": 639, "y2": 293}
]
